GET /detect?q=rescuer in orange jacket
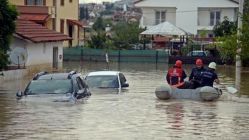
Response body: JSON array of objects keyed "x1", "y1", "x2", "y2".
[{"x1": 166, "y1": 60, "x2": 187, "y2": 88}]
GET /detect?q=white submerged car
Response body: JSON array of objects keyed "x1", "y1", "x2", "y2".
[{"x1": 85, "y1": 71, "x2": 129, "y2": 91}]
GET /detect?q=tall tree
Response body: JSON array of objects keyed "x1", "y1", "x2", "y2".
[
  {"x1": 0, "y1": 0, "x2": 18, "y2": 70},
  {"x1": 112, "y1": 22, "x2": 144, "y2": 49},
  {"x1": 92, "y1": 17, "x2": 105, "y2": 31},
  {"x1": 215, "y1": 1, "x2": 249, "y2": 66},
  {"x1": 213, "y1": 16, "x2": 237, "y2": 37},
  {"x1": 79, "y1": 6, "x2": 85, "y2": 20},
  {"x1": 240, "y1": 0, "x2": 249, "y2": 65}
]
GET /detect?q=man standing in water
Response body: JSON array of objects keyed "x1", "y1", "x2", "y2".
[
  {"x1": 166, "y1": 60, "x2": 187, "y2": 88},
  {"x1": 189, "y1": 59, "x2": 206, "y2": 89},
  {"x1": 200, "y1": 62, "x2": 220, "y2": 87}
]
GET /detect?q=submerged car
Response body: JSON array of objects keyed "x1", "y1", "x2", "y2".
[
  {"x1": 16, "y1": 71, "x2": 91, "y2": 102},
  {"x1": 85, "y1": 71, "x2": 129, "y2": 89},
  {"x1": 186, "y1": 50, "x2": 209, "y2": 57}
]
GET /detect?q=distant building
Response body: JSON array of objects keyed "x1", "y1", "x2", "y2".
[
  {"x1": 114, "y1": 0, "x2": 137, "y2": 9},
  {"x1": 10, "y1": 18, "x2": 70, "y2": 67},
  {"x1": 9, "y1": 0, "x2": 83, "y2": 47},
  {"x1": 135, "y1": 0, "x2": 238, "y2": 37}
]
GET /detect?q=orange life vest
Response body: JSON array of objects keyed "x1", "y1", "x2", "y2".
[{"x1": 168, "y1": 67, "x2": 183, "y2": 86}]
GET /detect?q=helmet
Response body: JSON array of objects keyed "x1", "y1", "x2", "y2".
[
  {"x1": 208, "y1": 62, "x2": 216, "y2": 69},
  {"x1": 175, "y1": 60, "x2": 182, "y2": 68},
  {"x1": 196, "y1": 59, "x2": 203, "y2": 67}
]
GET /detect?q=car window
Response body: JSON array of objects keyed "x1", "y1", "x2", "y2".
[
  {"x1": 187, "y1": 51, "x2": 206, "y2": 57},
  {"x1": 86, "y1": 75, "x2": 119, "y2": 88},
  {"x1": 76, "y1": 77, "x2": 83, "y2": 89},
  {"x1": 119, "y1": 73, "x2": 126, "y2": 85},
  {"x1": 76, "y1": 77, "x2": 87, "y2": 89},
  {"x1": 25, "y1": 79, "x2": 72, "y2": 94}
]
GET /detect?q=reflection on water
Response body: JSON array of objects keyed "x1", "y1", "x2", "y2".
[{"x1": 0, "y1": 61, "x2": 249, "y2": 140}]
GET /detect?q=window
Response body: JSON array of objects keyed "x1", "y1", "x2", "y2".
[
  {"x1": 69, "y1": 0, "x2": 73, "y2": 3},
  {"x1": 155, "y1": 11, "x2": 166, "y2": 25},
  {"x1": 119, "y1": 73, "x2": 126, "y2": 86},
  {"x1": 25, "y1": 0, "x2": 46, "y2": 5},
  {"x1": 76, "y1": 77, "x2": 87, "y2": 89},
  {"x1": 61, "y1": 0, "x2": 64, "y2": 6},
  {"x1": 60, "y1": 19, "x2": 64, "y2": 33},
  {"x1": 210, "y1": 11, "x2": 221, "y2": 26}
]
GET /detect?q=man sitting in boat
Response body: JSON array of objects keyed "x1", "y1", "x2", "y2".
[
  {"x1": 200, "y1": 62, "x2": 220, "y2": 87},
  {"x1": 189, "y1": 59, "x2": 206, "y2": 89},
  {"x1": 166, "y1": 60, "x2": 187, "y2": 88}
]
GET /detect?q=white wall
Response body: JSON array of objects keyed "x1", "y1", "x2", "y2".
[
  {"x1": 176, "y1": 2, "x2": 198, "y2": 34},
  {"x1": 141, "y1": 7, "x2": 176, "y2": 26},
  {"x1": 10, "y1": 37, "x2": 64, "y2": 66},
  {"x1": 198, "y1": 8, "x2": 237, "y2": 27},
  {"x1": 137, "y1": 0, "x2": 238, "y2": 35}
]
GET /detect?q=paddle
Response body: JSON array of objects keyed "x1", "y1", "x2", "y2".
[
  {"x1": 225, "y1": 86, "x2": 238, "y2": 94},
  {"x1": 215, "y1": 83, "x2": 238, "y2": 94}
]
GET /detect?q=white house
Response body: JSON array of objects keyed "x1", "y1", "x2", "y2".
[
  {"x1": 135, "y1": 0, "x2": 238, "y2": 36},
  {"x1": 9, "y1": 18, "x2": 71, "y2": 68}
]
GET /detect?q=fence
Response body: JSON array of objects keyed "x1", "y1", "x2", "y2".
[{"x1": 63, "y1": 47, "x2": 169, "y2": 63}]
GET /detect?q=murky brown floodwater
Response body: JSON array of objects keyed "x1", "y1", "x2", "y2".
[{"x1": 0, "y1": 61, "x2": 249, "y2": 140}]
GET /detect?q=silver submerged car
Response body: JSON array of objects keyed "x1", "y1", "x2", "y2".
[
  {"x1": 85, "y1": 71, "x2": 129, "y2": 89},
  {"x1": 16, "y1": 71, "x2": 91, "y2": 102}
]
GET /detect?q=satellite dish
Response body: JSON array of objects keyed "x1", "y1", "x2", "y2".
[{"x1": 9, "y1": 47, "x2": 28, "y2": 65}]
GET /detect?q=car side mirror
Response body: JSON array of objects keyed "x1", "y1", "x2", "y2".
[
  {"x1": 122, "y1": 82, "x2": 129, "y2": 87},
  {"x1": 16, "y1": 90, "x2": 23, "y2": 99}
]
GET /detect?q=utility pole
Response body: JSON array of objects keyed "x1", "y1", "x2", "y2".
[
  {"x1": 235, "y1": 0, "x2": 244, "y2": 90},
  {"x1": 236, "y1": 0, "x2": 244, "y2": 67}
]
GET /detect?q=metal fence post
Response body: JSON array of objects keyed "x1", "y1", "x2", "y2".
[
  {"x1": 156, "y1": 51, "x2": 158, "y2": 64},
  {"x1": 81, "y1": 46, "x2": 83, "y2": 61},
  {"x1": 118, "y1": 50, "x2": 121, "y2": 63}
]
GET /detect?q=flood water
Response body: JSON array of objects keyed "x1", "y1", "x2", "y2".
[{"x1": 0, "y1": 61, "x2": 249, "y2": 140}]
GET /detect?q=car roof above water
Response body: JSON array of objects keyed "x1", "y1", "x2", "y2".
[
  {"x1": 37, "y1": 73, "x2": 72, "y2": 80},
  {"x1": 87, "y1": 71, "x2": 120, "y2": 76}
]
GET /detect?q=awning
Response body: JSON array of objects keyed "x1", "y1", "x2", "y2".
[
  {"x1": 67, "y1": 19, "x2": 84, "y2": 27},
  {"x1": 20, "y1": 14, "x2": 49, "y2": 23},
  {"x1": 140, "y1": 21, "x2": 188, "y2": 36}
]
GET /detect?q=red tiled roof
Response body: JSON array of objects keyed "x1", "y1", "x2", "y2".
[
  {"x1": 67, "y1": 19, "x2": 84, "y2": 27},
  {"x1": 20, "y1": 14, "x2": 49, "y2": 23},
  {"x1": 15, "y1": 18, "x2": 71, "y2": 43}
]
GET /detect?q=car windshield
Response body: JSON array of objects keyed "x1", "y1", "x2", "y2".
[
  {"x1": 188, "y1": 51, "x2": 207, "y2": 56},
  {"x1": 86, "y1": 75, "x2": 119, "y2": 88},
  {"x1": 25, "y1": 79, "x2": 72, "y2": 94}
]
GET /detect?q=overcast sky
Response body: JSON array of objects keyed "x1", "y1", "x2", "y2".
[{"x1": 79, "y1": 0, "x2": 118, "y2": 3}]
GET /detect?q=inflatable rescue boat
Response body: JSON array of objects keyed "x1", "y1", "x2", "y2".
[{"x1": 155, "y1": 84, "x2": 222, "y2": 101}]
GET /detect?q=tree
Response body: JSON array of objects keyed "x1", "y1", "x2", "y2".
[
  {"x1": 214, "y1": 1, "x2": 249, "y2": 66},
  {"x1": 240, "y1": 0, "x2": 249, "y2": 66},
  {"x1": 216, "y1": 34, "x2": 237, "y2": 64},
  {"x1": 79, "y1": 6, "x2": 85, "y2": 20},
  {"x1": 213, "y1": 16, "x2": 237, "y2": 37},
  {"x1": 79, "y1": 7, "x2": 89, "y2": 20},
  {"x1": 86, "y1": 32, "x2": 115, "y2": 50},
  {"x1": 112, "y1": 22, "x2": 144, "y2": 49},
  {"x1": 92, "y1": 17, "x2": 105, "y2": 32},
  {"x1": 0, "y1": 0, "x2": 18, "y2": 70}
]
